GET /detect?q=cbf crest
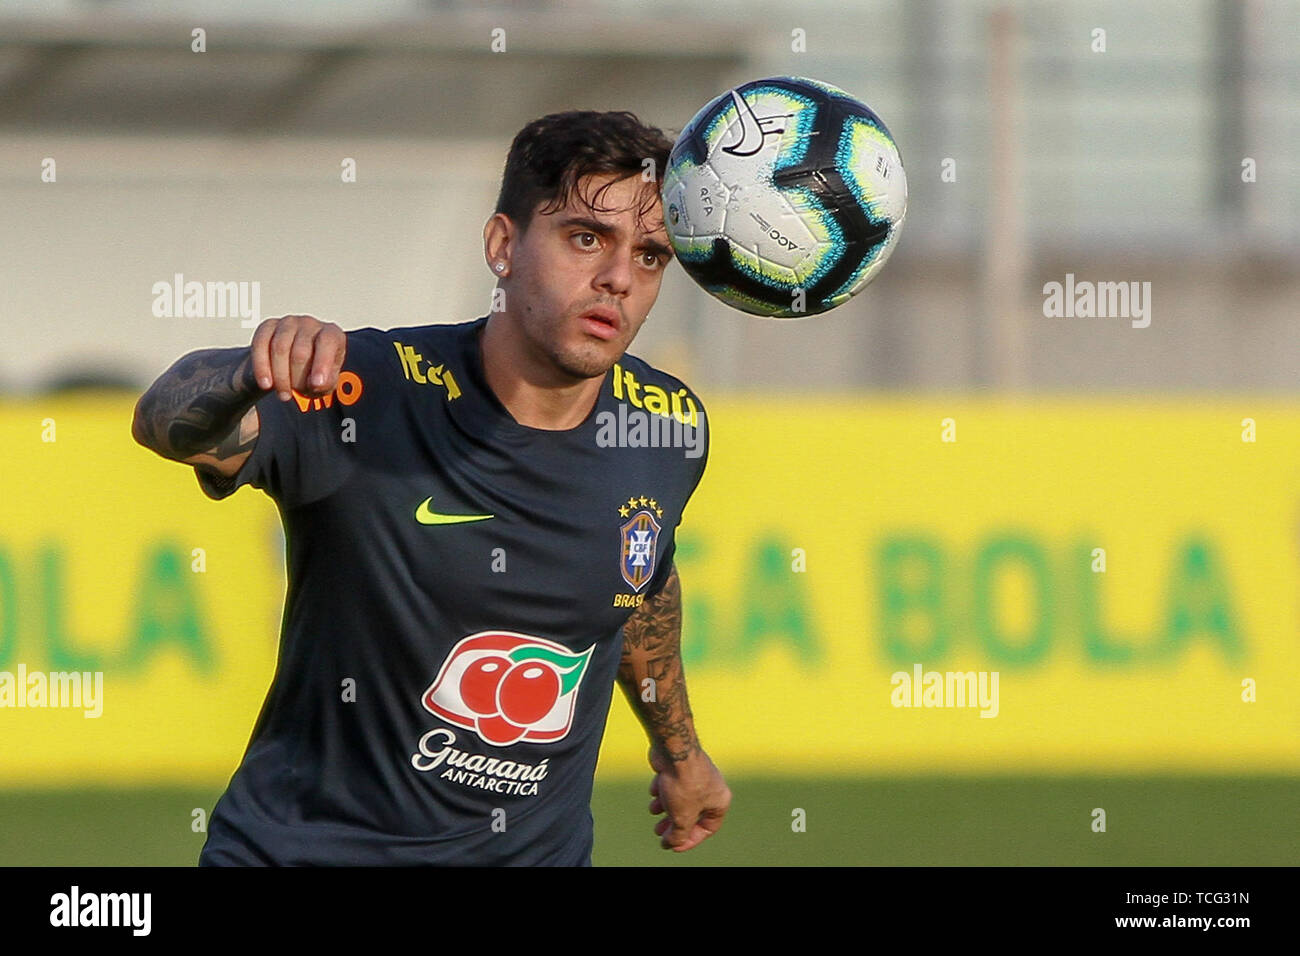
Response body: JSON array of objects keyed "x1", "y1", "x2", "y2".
[{"x1": 618, "y1": 495, "x2": 664, "y2": 592}]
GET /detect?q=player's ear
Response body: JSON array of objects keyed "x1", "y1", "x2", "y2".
[{"x1": 483, "y1": 213, "x2": 515, "y2": 276}]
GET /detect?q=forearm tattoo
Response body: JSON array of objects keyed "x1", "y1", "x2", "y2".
[
  {"x1": 135, "y1": 348, "x2": 262, "y2": 460},
  {"x1": 618, "y1": 565, "x2": 703, "y2": 763}
]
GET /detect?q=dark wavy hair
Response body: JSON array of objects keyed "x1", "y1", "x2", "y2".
[{"x1": 493, "y1": 110, "x2": 674, "y2": 235}]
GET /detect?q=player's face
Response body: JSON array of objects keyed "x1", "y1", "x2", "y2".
[{"x1": 507, "y1": 173, "x2": 673, "y2": 380}]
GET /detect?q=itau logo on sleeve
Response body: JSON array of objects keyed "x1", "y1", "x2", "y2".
[{"x1": 422, "y1": 631, "x2": 593, "y2": 746}]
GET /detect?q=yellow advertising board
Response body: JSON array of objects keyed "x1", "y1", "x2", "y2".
[
  {"x1": 0, "y1": 396, "x2": 1295, "y2": 785},
  {"x1": 0, "y1": 397, "x2": 284, "y2": 785}
]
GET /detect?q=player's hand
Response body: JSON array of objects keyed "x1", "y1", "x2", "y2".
[
  {"x1": 249, "y1": 314, "x2": 347, "y2": 402},
  {"x1": 648, "y1": 745, "x2": 731, "y2": 852}
]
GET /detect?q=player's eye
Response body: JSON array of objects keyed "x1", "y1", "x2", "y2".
[
  {"x1": 573, "y1": 232, "x2": 599, "y2": 250},
  {"x1": 639, "y1": 251, "x2": 666, "y2": 269}
]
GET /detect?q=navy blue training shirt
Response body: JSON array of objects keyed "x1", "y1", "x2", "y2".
[{"x1": 194, "y1": 315, "x2": 708, "y2": 865}]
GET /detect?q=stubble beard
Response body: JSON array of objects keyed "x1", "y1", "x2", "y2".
[
  {"x1": 547, "y1": 336, "x2": 617, "y2": 380},
  {"x1": 531, "y1": 309, "x2": 624, "y2": 381}
]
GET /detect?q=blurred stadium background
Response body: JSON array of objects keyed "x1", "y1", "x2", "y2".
[{"x1": 1, "y1": 0, "x2": 1298, "y2": 865}]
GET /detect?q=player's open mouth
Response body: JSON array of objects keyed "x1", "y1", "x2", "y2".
[{"x1": 579, "y1": 308, "x2": 620, "y2": 340}]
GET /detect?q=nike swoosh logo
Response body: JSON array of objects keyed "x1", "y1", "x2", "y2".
[
  {"x1": 722, "y1": 89, "x2": 786, "y2": 157},
  {"x1": 415, "y1": 497, "x2": 495, "y2": 525}
]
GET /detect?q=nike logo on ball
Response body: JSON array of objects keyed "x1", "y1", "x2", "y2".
[
  {"x1": 414, "y1": 497, "x2": 495, "y2": 525},
  {"x1": 722, "y1": 89, "x2": 787, "y2": 157}
]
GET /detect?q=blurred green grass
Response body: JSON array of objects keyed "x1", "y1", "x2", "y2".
[{"x1": 0, "y1": 777, "x2": 1295, "y2": 866}]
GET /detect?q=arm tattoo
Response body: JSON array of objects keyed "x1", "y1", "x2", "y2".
[
  {"x1": 135, "y1": 348, "x2": 262, "y2": 461},
  {"x1": 617, "y1": 564, "x2": 703, "y2": 763}
]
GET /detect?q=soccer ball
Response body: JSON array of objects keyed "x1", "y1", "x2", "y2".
[{"x1": 662, "y1": 76, "x2": 907, "y2": 318}]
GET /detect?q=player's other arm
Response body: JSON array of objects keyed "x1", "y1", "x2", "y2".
[
  {"x1": 131, "y1": 315, "x2": 345, "y2": 477},
  {"x1": 617, "y1": 562, "x2": 731, "y2": 851}
]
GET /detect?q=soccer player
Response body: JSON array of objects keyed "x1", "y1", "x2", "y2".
[{"x1": 131, "y1": 110, "x2": 730, "y2": 865}]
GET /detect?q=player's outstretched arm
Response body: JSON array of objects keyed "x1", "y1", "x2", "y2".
[
  {"x1": 132, "y1": 315, "x2": 345, "y2": 479},
  {"x1": 132, "y1": 347, "x2": 263, "y2": 477},
  {"x1": 617, "y1": 563, "x2": 731, "y2": 851}
]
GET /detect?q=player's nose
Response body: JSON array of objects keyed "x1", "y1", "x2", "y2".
[{"x1": 593, "y1": 249, "x2": 633, "y2": 296}]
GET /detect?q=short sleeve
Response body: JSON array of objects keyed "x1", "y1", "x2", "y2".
[
  {"x1": 643, "y1": 537, "x2": 677, "y2": 600},
  {"x1": 194, "y1": 329, "x2": 393, "y2": 509},
  {"x1": 641, "y1": 385, "x2": 707, "y2": 601},
  {"x1": 684, "y1": 388, "x2": 708, "y2": 501}
]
